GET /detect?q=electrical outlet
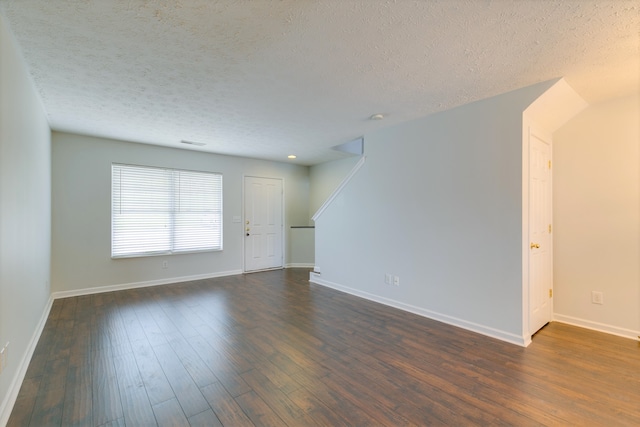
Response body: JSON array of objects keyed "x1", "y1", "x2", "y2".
[
  {"x1": 385, "y1": 274, "x2": 392, "y2": 285},
  {"x1": 393, "y1": 276, "x2": 400, "y2": 286},
  {"x1": 162, "y1": 260, "x2": 168, "y2": 269},
  {"x1": 314, "y1": 266, "x2": 321, "y2": 274},
  {"x1": 591, "y1": 291, "x2": 604, "y2": 305}
]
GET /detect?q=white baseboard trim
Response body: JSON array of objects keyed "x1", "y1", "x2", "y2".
[
  {"x1": 309, "y1": 274, "x2": 527, "y2": 347},
  {"x1": 553, "y1": 314, "x2": 640, "y2": 341},
  {"x1": 285, "y1": 263, "x2": 315, "y2": 269},
  {"x1": 51, "y1": 270, "x2": 243, "y2": 300},
  {"x1": 0, "y1": 296, "x2": 54, "y2": 427}
]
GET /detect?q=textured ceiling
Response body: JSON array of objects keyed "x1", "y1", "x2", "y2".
[{"x1": 1, "y1": 0, "x2": 638, "y2": 165}]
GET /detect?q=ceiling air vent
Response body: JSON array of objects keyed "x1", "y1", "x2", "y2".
[{"x1": 180, "y1": 140, "x2": 206, "y2": 146}]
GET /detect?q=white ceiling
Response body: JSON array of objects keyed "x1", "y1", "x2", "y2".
[{"x1": 1, "y1": 0, "x2": 638, "y2": 165}]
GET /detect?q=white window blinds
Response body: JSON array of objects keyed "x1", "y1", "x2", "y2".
[{"x1": 112, "y1": 164, "x2": 222, "y2": 258}]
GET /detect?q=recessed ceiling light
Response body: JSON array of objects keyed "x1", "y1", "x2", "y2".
[
  {"x1": 180, "y1": 140, "x2": 206, "y2": 146},
  {"x1": 369, "y1": 113, "x2": 384, "y2": 121},
  {"x1": 288, "y1": 155, "x2": 297, "y2": 159}
]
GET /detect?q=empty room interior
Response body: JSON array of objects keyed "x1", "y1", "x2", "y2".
[{"x1": 1, "y1": 1, "x2": 639, "y2": 426}]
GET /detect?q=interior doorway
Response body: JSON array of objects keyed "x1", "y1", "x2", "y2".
[
  {"x1": 244, "y1": 176, "x2": 284, "y2": 272},
  {"x1": 528, "y1": 125, "x2": 553, "y2": 335}
]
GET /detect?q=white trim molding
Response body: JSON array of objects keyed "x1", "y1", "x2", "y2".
[
  {"x1": 553, "y1": 314, "x2": 640, "y2": 341},
  {"x1": 312, "y1": 155, "x2": 366, "y2": 221},
  {"x1": 285, "y1": 263, "x2": 315, "y2": 269},
  {"x1": 51, "y1": 270, "x2": 242, "y2": 300},
  {"x1": 309, "y1": 273, "x2": 528, "y2": 347},
  {"x1": 0, "y1": 296, "x2": 54, "y2": 427}
]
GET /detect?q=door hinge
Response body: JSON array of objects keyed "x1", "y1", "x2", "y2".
[
  {"x1": 549, "y1": 289, "x2": 553, "y2": 298},
  {"x1": 548, "y1": 224, "x2": 552, "y2": 234},
  {"x1": 548, "y1": 160, "x2": 551, "y2": 169}
]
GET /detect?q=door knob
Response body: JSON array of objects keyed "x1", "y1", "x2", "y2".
[{"x1": 530, "y1": 243, "x2": 540, "y2": 249}]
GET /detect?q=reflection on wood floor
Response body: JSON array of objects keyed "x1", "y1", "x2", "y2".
[{"x1": 8, "y1": 268, "x2": 640, "y2": 426}]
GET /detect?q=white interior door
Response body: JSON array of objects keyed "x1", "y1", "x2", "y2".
[
  {"x1": 529, "y1": 129, "x2": 553, "y2": 334},
  {"x1": 244, "y1": 176, "x2": 283, "y2": 272}
]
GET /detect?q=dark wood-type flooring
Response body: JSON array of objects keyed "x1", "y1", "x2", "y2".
[{"x1": 8, "y1": 268, "x2": 640, "y2": 426}]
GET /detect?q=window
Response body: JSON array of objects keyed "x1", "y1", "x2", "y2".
[{"x1": 111, "y1": 163, "x2": 222, "y2": 258}]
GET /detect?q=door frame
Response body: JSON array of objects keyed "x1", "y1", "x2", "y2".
[
  {"x1": 522, "y1": 119, "x2": 554, "y2": 345},
  {"x1": 242, "y1": 175, "x2": 285, "y2": 273}
]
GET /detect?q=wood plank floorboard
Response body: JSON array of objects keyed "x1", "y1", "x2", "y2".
[{"x1": 7, "y1": 268, "x2": 640, "y2": 426}]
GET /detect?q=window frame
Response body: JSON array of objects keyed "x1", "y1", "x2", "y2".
[{"x1": 111, "y1": 163, "x2": 223, "y2": 259}]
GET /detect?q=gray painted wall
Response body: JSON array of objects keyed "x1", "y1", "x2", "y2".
[
  {"x1": 313, "y1": 81, "x2": 554, "y2": 345},
  {"x1": 52, "y1": 132, "x2": 310, "y2": 293},
  {"x1": 309, "y1": 156, "x2": 360, "y2": 217},
  {"x1": 0, "y1": 14, "x2": 52, "y2": 421}
]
